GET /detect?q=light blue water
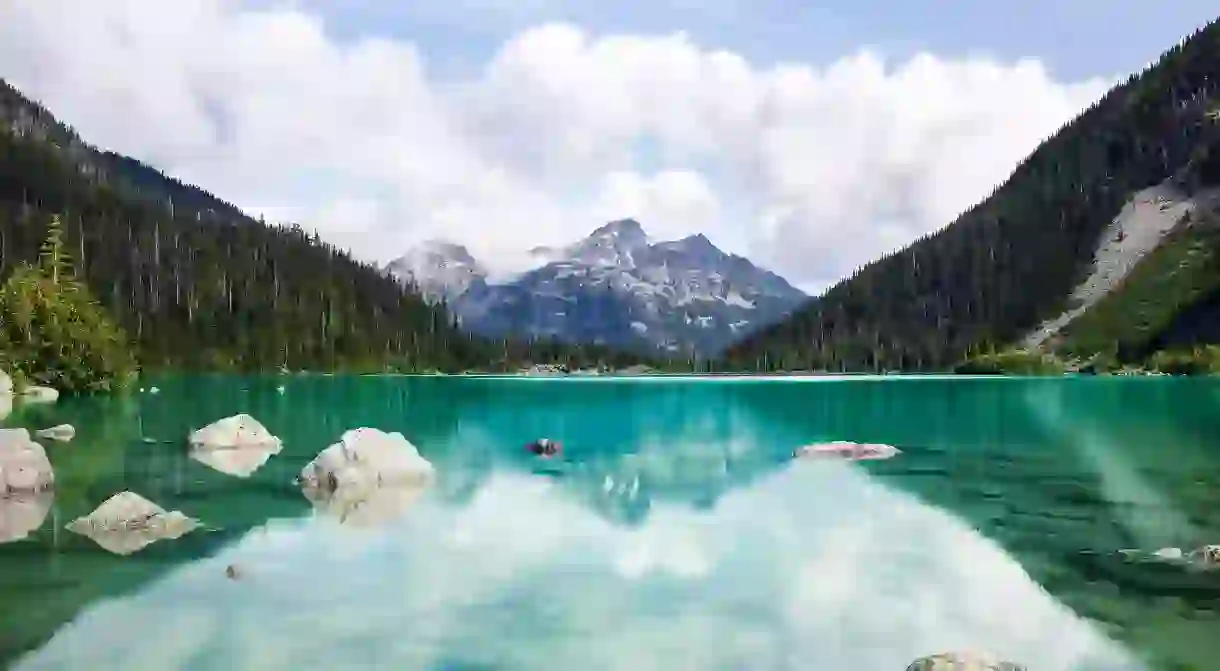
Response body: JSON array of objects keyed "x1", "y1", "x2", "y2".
[{"x1": 2, "y1": 376, "x2": 1220, "y2": 670}]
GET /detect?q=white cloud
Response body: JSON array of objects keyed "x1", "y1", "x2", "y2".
[
  {"x1": 0, "y1": 1, "x2": 1110, "y2": 289},
  {"x1": 591, "y1": 170, "x2": 721, "y2": 242}
]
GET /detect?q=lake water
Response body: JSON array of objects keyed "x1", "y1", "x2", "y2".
[{"x1": 2, "y1": 375, "x2": 1219, "y2": 670}]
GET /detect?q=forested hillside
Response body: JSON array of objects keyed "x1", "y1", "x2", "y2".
[
  {"x1": 722, "y1": 19, "x2": 1220, "y2": 372},
  {"x1": 0, "y1": 80, "x2": 661, "y2": 374}
]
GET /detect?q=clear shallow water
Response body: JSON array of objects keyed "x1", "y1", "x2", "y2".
[{"x1": 1, "y1": 376, "x2": 1219, "y2": 670}]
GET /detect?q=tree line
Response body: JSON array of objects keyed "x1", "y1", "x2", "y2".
[{"x1": 0, "y1": 79, "x2": 675, "y2": 385}]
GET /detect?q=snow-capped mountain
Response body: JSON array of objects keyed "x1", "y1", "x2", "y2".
[
  {"x1": 385, "y1": 240, "x2": 486, "y2": 305},
  {"x1": 387, "y1": 219, "x2": 807, "y2": 354}
]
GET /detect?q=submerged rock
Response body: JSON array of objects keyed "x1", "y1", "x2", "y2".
[
  {"x1": 189, "y1": 439, "x2": 283, "y2": 478},
  {"x1": 793, "y1": 441, "x2": 901, "y2": 461},
  {"x1": 35, "y1": 424, "x2": 75, "y2": 443},
  {"x1": 65, "y1": 491, "x2": 200, "y2": 555},
  {"x1": 1153, "y1": 546, "x2": 1184, "y2": 561},
  {"x1": 1118, "y1": 545, "x2": 1220, "y2": 570},
  {"x1": 906, "y1": 651, "x2": 1026, "y2": 670},
  {"x1": 299, "y1": 428, "x2": 434, "y2": 527},
  {"x1": 21, "y1": 386, "x2": 59, "y2": 404},
  {"x1": 0, "y1": 490, "x2": 53, "y2": 543},
  {"x1": 0, "y1": 428, "x2": 54, "y2": 493},
  {"x1": 188, "y1": 414, "x2": 281, "y2": 449},
  {"x1": 298, "y1": 428, "x2": 434, "y2": 491}
]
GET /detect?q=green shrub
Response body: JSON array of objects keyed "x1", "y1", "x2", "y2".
[
  {"x1": 953, "y1": 348, "x2": 1067, "y2": 375},
  {"x1": 1146, "y1": 345, "x2": 1220, "y2": 375},
  {"x1": 0, "y1": 216, "x2": 138, "y2": 392}
]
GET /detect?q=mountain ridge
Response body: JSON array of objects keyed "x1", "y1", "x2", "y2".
[{"x1": 387, "y1": 221, "x2": 807, "y2": 355}]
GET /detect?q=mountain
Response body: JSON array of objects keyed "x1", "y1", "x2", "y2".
[
  {"x1": 0, "y1": 79, "x2": 665, "y2": 374},
  {"x1": 384, "y1": 240, "x2": 486, "y2": 305},
  {"x1": 722, "y1": 18, "x2": 1220, "y2": 373},
  {"x1": 388, "y1": 219, "x2": 807, "y2": 355}
]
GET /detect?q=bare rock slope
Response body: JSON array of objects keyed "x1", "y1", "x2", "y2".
[{"x1": 1022, "y1": 182, "x2": 1220, "y2": 349}]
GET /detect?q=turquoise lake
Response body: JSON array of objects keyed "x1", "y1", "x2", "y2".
[{"x1": 2, "y1": 375, "x2": 1220, "y2": 670}]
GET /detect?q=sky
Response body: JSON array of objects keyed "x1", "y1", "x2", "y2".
[{"x1": 0, "y1": 1, "x2": 1216, "y2": 293}]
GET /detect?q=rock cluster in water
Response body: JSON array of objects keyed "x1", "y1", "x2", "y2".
[{"x1": 1, "y1": 408, "x2": 439, "y2": 548}]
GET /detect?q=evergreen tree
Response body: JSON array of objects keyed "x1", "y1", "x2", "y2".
[{"x1": 0, "y1": 216, "x2": 138, "y2": 392}]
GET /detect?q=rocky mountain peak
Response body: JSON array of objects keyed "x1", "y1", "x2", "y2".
[
  {"x1": 386, "y1": 239, "x2": 487, "y2": 305},
  {"x1": 390, "y1": 219, "x2": 806, "y2": 354}
]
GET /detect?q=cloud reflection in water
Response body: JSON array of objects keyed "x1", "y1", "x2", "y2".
[{"x1": 14, "y1": 440, "x2": 1143, "y2": 671}]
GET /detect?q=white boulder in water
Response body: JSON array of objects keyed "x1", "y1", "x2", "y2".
[
  {"x1": 188, "y1": 414, "x2": 281, "y2": 449},
  {"x1": 298, "y1": 428, "x2": 435, "y2": 491},
  {"x1": 298, "y1": 429, "x2": 434, "y2": 526},
  {"x1": 189, "y1": 439, "x2": 283, "y2": 478},
  {"x1": 906, "y1": 651, "x2": 1026, "y2": 670},
  {"x1": 0, "y1": 394, "x2": 10, "y2": 422},
  {"x1": 793, "y1": 440, "x2": 901, "y2": 461},
  {"x1": 0, "y1": 490, "x2": 53, "y2": 543},
  {"x1": 21, "y1": 386, "x2": 59, "y2": 403},
  {"x1": 0, "y1": 428, "x2": 54, "y2": 493},
  {"x1": 35, "y1": 424, "x2": 75, "y2": 443},
  {"x1": 0, "y1": 370, "x2": 12, "y2": 395},
  {"x1": 1153, "y1": 546, "x2": 1184, "y2": 561},
  {"x1": 65, "y1": 491, "x2": 200, "y2": 555}
]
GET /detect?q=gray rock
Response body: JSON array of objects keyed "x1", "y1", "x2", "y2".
[
  {"x1": 298, "y1": 428, "x2": 435, "y2": 528},
  {"x1": 188, "y1": 413, "x2": 281, "y2": 449},
  {"x1": 65, "y1": 491, "x2": 199, "y2": 555},
  {"x1": 21, "y1": 386, "x2": 59, "y2": 403},
  {"x1": 906, "y1": 652, "x2": 1026, "y2": 671},
  {"x1": 0, "y1": 428, "x2": 54, "y2": 494},
  {"x1": 298, "y1": 428, "x2": 435, "y2": 491},
  {"x1": 793, "y1": 441, "x2": 901, "y2": 461},
  {"x1": 35, "y1": 424, "x2": 75, "y2": 443}
]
